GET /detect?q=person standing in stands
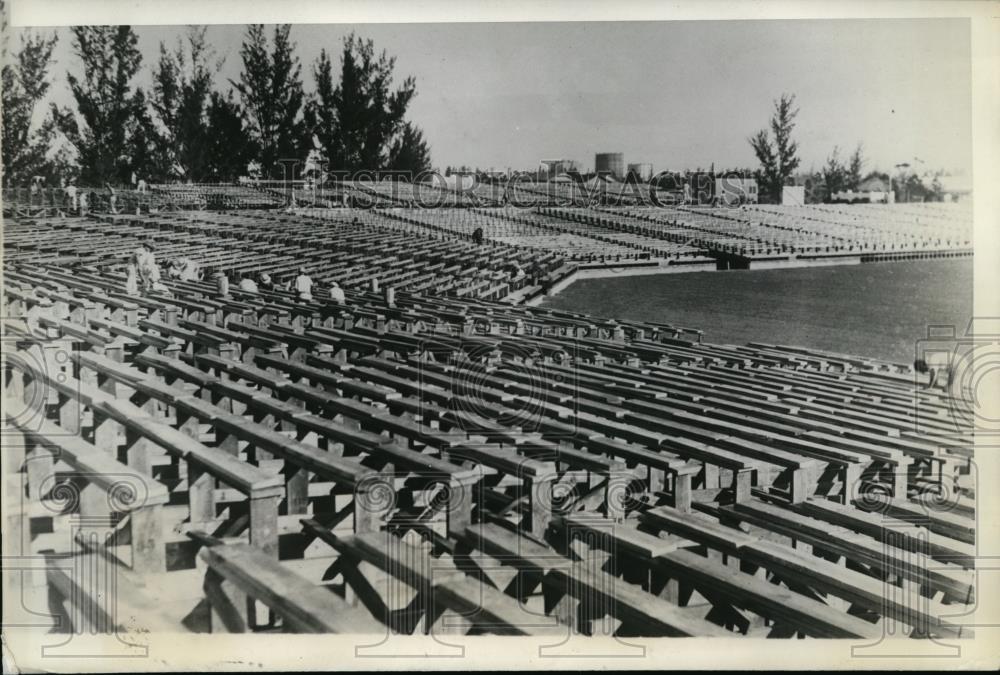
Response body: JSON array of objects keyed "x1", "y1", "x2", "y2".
[
  {"x1": 213, "y1": 271, "x2": 231, "y2": 299},
  {"x1": 473, "y1": 227, "x2": 485, "y2": 244},
  {"x1": 138, "y1": 244, "x2": 162, "y2": 293},
  {"x1": 65, "y1": 179, "x2": 78, "y2": 213},
  {"x1": 328, "y1": 281, "x2": 346, "y2": 305},
  {"x1": 133, "y1": 244, "x2": 149, "y2": 275},
  {"x1": 125, "y1": 259, "x2": 139, "y2": 296},
  {"x1": 294, "y1": 268, "x2": 314, "y2": 301}
]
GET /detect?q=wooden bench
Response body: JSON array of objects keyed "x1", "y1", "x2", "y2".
[
  {"x1": 78, "y1": 350, "x2": 386, "y2": 533},
  {"x1": 302, "y1": 521, "x2": 561, "y2": 636},
  {"x1": 194, "y1": 534, "x2": 384, "y2": 633},
  {"x1": 640, "y1": 504, "x2": 968, "y2": 639},
  {"x1": 8, "y1": 413, "x2": 170, "y2": 574},
  {"x1": 711, "y1": 497, "x2": 974, "y2": 604},
  {"x1": 458, "y1": 522, "x2": 731, "y2": 637},
  {"x1": 14, "y1": 353, "x2": 284, "y2": 556}
]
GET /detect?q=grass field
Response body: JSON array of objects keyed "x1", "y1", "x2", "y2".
[{"x1": 541, "y1": 259, "x2": 973, "y2": 364}]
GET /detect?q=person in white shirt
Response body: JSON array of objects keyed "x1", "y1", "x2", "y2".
[
  {"x1": 135, "y1": 244, "x2": 157, "y2": 292},
  {"x1": 167, "y1": 259, "x2": 182, "y2": 280},
  {"x1": 294, "y1": 268, "x2": 314, "y2": 301},
  {"x1": 328, "y1": 281, "x2": 346, "y2": 305},
  {"x1": 125, "y1": 261, "x2": 139, "y2": 296},
  {"x1": 179, "y1": 258, "x2": 200, "y2": 281},
  {"x1": 65, "y1": 181, "x2": 78, "y2": 212},
  {"x1": 239, "y1": 275, "x2": 259, "y2": 293}
]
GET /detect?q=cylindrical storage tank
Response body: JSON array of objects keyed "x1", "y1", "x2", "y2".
[{"x1": 595, "y1": 153, "x2": 625, "y2": 180}]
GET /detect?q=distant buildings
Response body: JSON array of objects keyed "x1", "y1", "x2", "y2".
[
  {"x1": 627, "y1": 163, "x2": 653, "y2": 181},
  {"x1": 595, "y1": 153, "x2": 625, "y2": 180},
  {"x1": 540, "y1": 159, "x2": 578, "y2": 179},
  {"x1": 714, "y1": 177, "x2": 759, "y2": 205}
]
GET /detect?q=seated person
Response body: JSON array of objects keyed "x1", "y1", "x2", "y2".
[
  {"x1": 238, "y1": 274, "x2": 259, "y2": 293},
  {"x1": 179, "y1": 258, "x2": 200, "y2": 281},
  {"x1": 329, "y1": 281, "x2": 346, "y2": 305},
  {"x1": 258, "y1": 272, "x2": 275, "y2": 291},
  {"x1": 167, "y1": 259, "x2": 183, "y2": 280},
  {"x1": 294, "y1": 268, "x2": 314, "y2": 301}
]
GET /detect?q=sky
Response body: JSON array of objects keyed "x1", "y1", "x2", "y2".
[{"x1": 14, "y1": 19, "x2": 973, "y2": 175}]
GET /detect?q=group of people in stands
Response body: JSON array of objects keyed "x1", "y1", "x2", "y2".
[
  {"x1": 125, "y1": 243, "x2": 163, "y2": 296},
  {"x1": 228, "y1": 268, "x2": 346, "y2": 305},
  {"x1": 124, "y1": 243, "x2": 202, "y2": 297},
  {"x1": 122, "y1": 243, "x2": 351, "y2": 306},
  {"x1": 46, "y1": 175, "x2": 149, "y2": 215}
]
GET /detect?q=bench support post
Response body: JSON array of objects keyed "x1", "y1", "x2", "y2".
[
  {"x1": 130, "y1": 504, "x2": 166, "y2": 574},
  {"x1": 673, "y1": 472, "x2": 693, "y2": 513},
  {"x1": 526, "y1": 476, "x2": 554, "y2": 538},
  {"x1": 249, "y1": 495, "x2": 279, "y2": 558}
]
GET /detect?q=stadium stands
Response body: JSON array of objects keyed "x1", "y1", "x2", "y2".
[{"x1": 3, "y1": 201, "x2": 975, "y2": 638}]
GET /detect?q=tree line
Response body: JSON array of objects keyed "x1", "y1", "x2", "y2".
[
  {"x1": 1, "y1": 19, "x2": 432, "y2": 187},
  {"x1": 749, "y1": 93, "x2": 946, "y2": 203}
]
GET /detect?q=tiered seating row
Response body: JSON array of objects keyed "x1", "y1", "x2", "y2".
[{"x1": 4, "y1": 259, "x2": 975, "y2": 638}]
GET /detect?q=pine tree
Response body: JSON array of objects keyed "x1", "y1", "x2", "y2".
[
  {"x1": 232, "y1": 24, "x2": 308, "y2": 178},
  {"x1": 387, "y1": 122, "x2": 431, "y2": 175},
  {"x1": 204, "y1": 90, "x2": 254, "y2": 181},
  {"x1": 749, "y1": 93, "x2": 800, "y2": 202},
  {"x1": 821, "y1": 146, "x2": 847, "y2": 201},
  {"x1": 307, "y1": 34, "x2": 417, "y2": 172},
  {"x1": 150, "y1": 27, "x2": 219, "y2": 181},
  {"x1": 846, "y1": 143, "x2": 865, "y2": 191},
  {"x1": 52, "y1": 26, "x2": 148, "y2": 184},
  {"x1": 129, "y1": 88, "x2": 160, "y2": 183},
  {"x1": 1, "y1": 4, "x2": 59, "y2": 186}
]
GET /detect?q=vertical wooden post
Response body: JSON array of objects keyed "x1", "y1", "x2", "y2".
[
  {"x1": 204, "y1": 568, "x2": 248, "y2": 633},
  {"x1": 249, "y1": 494, "x2": 279, "y2": 558},
  {"x1": 353, "y1": 473, "x2": 393, "y2": 534},
  {"x1": 790, "y1": 467, "x2": 811, "y2": 504},
  {"x1": 187, "y1": 462, "x2": 216, "y2": 524},
  {"x1": 703, "y1": 463, "x2": 720, "y2": 490},
  {"x1": 58, "y1": 392, "x2": 81, "y2": 435},
  {"x1": 733, "y1": 468, "x2": 753, "y2": 504},
  {"x1": 129, "y1": 504, "x2": 166, "y2": 574},
  {"x1": 526, "y1": 475, "x2": 554, "y2": 538},
  {"x1": 446, "y1": 478, "x2": 474, "y2": 538},
  {"x1": 841, "y1": 463, "x2": 862, "y2": 505},
  {"x1": 673, "y1": 472, "x2": 693, "y2": 513},
  {"x1": 648, "y1": 466, "x2": 665, "y2": 494},
  {"x1": 891, "y1": 459, "x2": 912, "y2": 502},
  {"x1": 284, "y1": 465, "x2": 309, "y2": 515},
  {"x1": 25, "y1": 440, "x2": 55, "y2": 502}
]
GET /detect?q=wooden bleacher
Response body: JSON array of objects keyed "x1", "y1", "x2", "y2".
[{"x1": 1, "y1": 208, "x2": 976, "y2": 639}]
